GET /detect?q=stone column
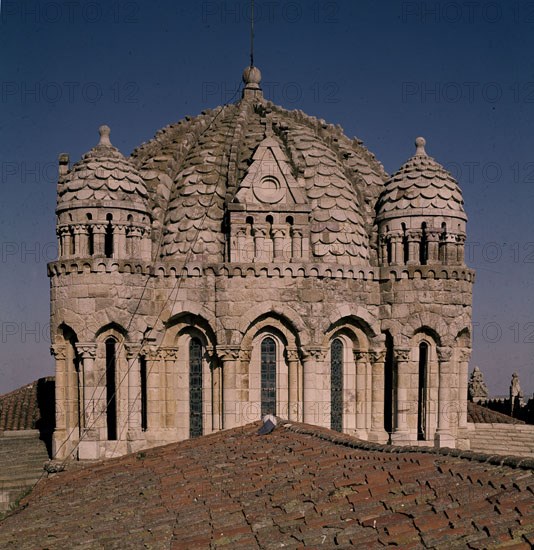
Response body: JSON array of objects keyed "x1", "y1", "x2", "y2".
[
  {"x1": 390, "y1": 233, "x2": 403, "y2": 265},
  {"x1": 272, "y1": 227, "x2": 286, "y2": 261},
  {"x1": 218, "y1": 346, "x2": 240, "y2": 429},
  {"x1": 379, "y1": 234, "x2": 388, "y2": 265},
  {"x1": 353, "y1": 351, "x2": 368, "y2": 437},
  {"x1": 125, "y1": 344, "x2": 142, "y2": 437},
  {"x1": 435, "y1": 346, "x2": 456, "y2": 448},
  {"x1": 51, "y1": 344, "x2": 67, "y2": 456},
  {"x1": 293, "y1": 228, "x2": 307, "y2": 261},
  {"x1": 427, "y1": 231, "x2": 440, "y2": 263},
  {"x1": 391, "y1": 348, "x2": 412, "y2": 444},
  {"x1": 114, "y1": 225, "x2": 127, "y2": 259},
  {"x1": 72, "y1": 225, "x2": 85, "y2": 258},
  {"x1": 160, "y1": 347, "x2": 179, "y2": 429},
  {"x1": 235, "y1": 227, "x2": 247, "y2": 262},
  {"x1": 458, "y1": 348, "x2": 471, "y2": 431},
  {"x1": 58, "y1": 227, "x2": 70, "y2": 258},
  {"x1": 286, "y1": 348, "x2": 300, "y2": 421},
  {"x1": 456, "y1": 234, "x2": 466, "y2": 265},
  {"x1": 302, "y1": 348, "x2": 327, "y2": 426},
  {"x1": 407, "y1": 231, "x2": 421, "y2": 265},
  {"x1": 211, "y1": 354, "x2": 223, "y2": 432},
  {"x1": 368, "y1": 350, "x2": 389, "y2": 443},
  {"x1": 254, "y1": 226, "x2": 267, "y2": 262},
  {"x1": 143, "y1": 346, "x2": 163, "y2": 431},
  {"x1": 93, "y1": 224, "x2": 107, "y2": 256}
]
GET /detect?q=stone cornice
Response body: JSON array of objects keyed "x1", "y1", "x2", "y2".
[{"x1": 48, "y1": 259, "x2": 475, "y2": 283}]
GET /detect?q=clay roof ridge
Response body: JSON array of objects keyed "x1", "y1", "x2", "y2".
[{"x1": 280, "y1": 421, "x2": 534, "y2": 471}]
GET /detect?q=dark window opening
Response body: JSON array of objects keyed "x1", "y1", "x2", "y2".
[
  {"x1": 417, "y1": 342, "x2": 428, "y2": 440},
  {"x1": 140, "y1": 356, "x2": 148, "y2": 431},
  {"x1": 105, "y1": 338, "x2": 117, "y2": 441},
  {"x1": 420, "y1": 222, "x2": 428, "y2": 265},
  {"x1": 104, "y1": 214, "x2": 113, "y2": 258},
  {"x1": 384, "y1": 332, "x2": 394, "y2": 434},
  {"x1": 261, "y1": 337, "x2": 277, "y2": 416},
  {"x1": 402, "y1": 223, "x2": 409, "y2": 264},
  {"x1": 189, "y1": 338, "x2": 203, "y2": 438},
  {"x1": 330, "y1": 339, "x2": 343, "y2": 432}
]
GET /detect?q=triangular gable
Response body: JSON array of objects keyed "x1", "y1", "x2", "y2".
[{"x1": 234, "y1": 136, "x2": 306, "y2": 206}]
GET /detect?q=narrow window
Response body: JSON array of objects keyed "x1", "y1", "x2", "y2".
[
  {"x1": 104, "y1": 214, "x2": 113, "y2": 258},
  {"x1": 261, "y1": 337, "x2": 277, "y2": 416},
  {"x1": 402, "y1": 223, "x2": 409, "y2": 264},
  {"x1": 420, "y1": 222, "x2": 428, "y2": 265},
  {"x1": 140, "y1": 356, "x2": 148, "y2": 431},
  {"x1": 330, "y1": 339, "x2": 343, "y2": 432},
  {"x1": 105, "y1": 338, "x2": 117, "y2": 441},
  {"x1": 417, "y1": 342, "x2": 429, "y2": 440},
  {"x1": 384, "y1": 332, "x2": 394, "y2": 434},
  {"x1": 189, "y1": 338, "x2": 203, "y2": 438}
]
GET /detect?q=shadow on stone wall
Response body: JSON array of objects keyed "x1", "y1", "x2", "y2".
[{"x1": 35, "y1": 378, "x2": 55, "y2": 458}]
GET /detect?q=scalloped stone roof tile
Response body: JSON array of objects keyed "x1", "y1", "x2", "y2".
[
  {"x1": 57, "y1": 126, "x2": 148, "y2": 207},
  {"x1": 378, "y1": 137, "x2": 465, "y2": 219}
]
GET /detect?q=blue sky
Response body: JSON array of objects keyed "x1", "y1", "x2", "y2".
[{"x1": 1, "y1": 0, "x2": 533, "y2": 396}]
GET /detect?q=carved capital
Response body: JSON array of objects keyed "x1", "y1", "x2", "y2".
[
  {"x1": 141, "y1": 346, "x2": 161, "y2": 361},
  {"x1": 437, "y1": 347, "x2": 454, "y2": 362},
  {"x1": 239, "y1": 348, "x2": 252, "y2": 364},
  {"x1": 353, "y1": 350, "x2": 368, "y2": 362},
  {"x1": 160, "y1": 347, "x2": 180, "y2": 360},
  {"x1": 75, "y1": 343, "x2": 97, "y2": 359},
  {"x1": 124, "y1": 344, "x2": 141, "y2": 360},
  {"x1": 302, "y1": 347, "x2": 327, "y2": 361},
  {"x1": 394, "y1": 348, "x2": 411, "y2": 362},
  {"x1": 92, "y1": 224, "x2": 107, "y2": 234},
  {"x1": 286, "y1": 348, "x2": 300, "y2": 362},
  {"x1": 458, "y1": 348, "x2": 471, "y2": 362},
  {"x1": 369, "y1": 350, "x2": 386, "y2": 364},
  {"x1": 216, "y1": 346, "x2": 241, "y2": 362},
  {"x1": 50, "y1": 344, "x2": 67, "y2": 360}
]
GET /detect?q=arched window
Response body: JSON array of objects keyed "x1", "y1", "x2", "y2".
[
  {"x1": 105, "y1": 338, "x2": 117, "y2": 440},
  {"x1": 261, "y1": 337, "x2": 277, "y2": 416},
  {"x1": 418, "y1": 342, "x2": 429, "y2": 440},
  {"x1": 420, "y1": 222, "x2": 428, "y2": 265},
  {"x1": 330, "y1": 339, "x2": 343, "y2": 432},
  {"x1": 189, "y1": 338, "x2": 203, "y2": 438},
  {"x1": 401, "y1": 223, "x2": 409, "y2": 264}
]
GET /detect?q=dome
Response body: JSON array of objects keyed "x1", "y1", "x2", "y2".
[
  {"x1": 376, "y1": 137, "x2": 466, "y2": 223},
  {"x1": 57, "y1": 125, "x2": 148, "y2": 210},
  {"x1": 131, "y1": 68, "x2": 387, "y2": 264}
]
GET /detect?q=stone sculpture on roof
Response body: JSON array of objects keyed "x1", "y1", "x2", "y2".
[
  {"x1": 468, "y1": 367, "x2": 489, "y2": 403},
  {"x1": 48, "y1": 66, "x2": 474, "y2": 460}
]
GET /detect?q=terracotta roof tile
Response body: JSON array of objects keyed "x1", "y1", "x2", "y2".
[{"x1": 0, "y1": 421, "x2": 533, "y2": 548}]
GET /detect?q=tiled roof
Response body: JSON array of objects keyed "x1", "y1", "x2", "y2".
[
  {"x1": 377, "y1": 137, "x2": 466, "y2": 221},
  {"x1": 1, "y1": 422, "x2": 533, "y2": 548},
  {"x1": 57, "y1": 126, "x2": 148, "y2": 208},
  {"x1": 468, "y1": 401, "x2": 525, "y2": 424},
  {"x1": 130, "y1": 96, "x2": 387, "y2": 264},
  {"x1": 0, "y1": 382, "x2": 40, "y2": 431}
]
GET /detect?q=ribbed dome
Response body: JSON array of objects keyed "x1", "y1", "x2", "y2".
[
  {"x1": 58, "y1": 126, "x2": 148, "y2": 208},
  {"x1": 131, "y1": 74, "x2": 387, "y2": 265},
  {"x1": 377, "y1": 137, "x2": 466, "y2": 222}
]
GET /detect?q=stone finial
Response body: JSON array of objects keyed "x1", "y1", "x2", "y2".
[
  {"x1": 58, "y1": 153, "x2": 70, "y2": 176},
  {"x1": 510, "y1": 372, "x2": 524, "y2": 399},
  {"x1": 468, "y1": 366, "x2": 489, "y2": 402},
  {"x1": 415, "y1": 136, "x2": 427, "y2": 156},
  {"x1": 98, "y1": 125, "x2": 112, "y2": 147},
  {"x1": 243, "y1": 65, "x2": 262, "y2": 88}
]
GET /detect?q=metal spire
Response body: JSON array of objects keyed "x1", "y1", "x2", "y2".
[{"x1": 250, "y1": 0, "x2": 255, "y2": 67}]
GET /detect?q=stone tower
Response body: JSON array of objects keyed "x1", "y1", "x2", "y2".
[{"x1": 49, "y1": 67, "x2": 474, "y2": 459}]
